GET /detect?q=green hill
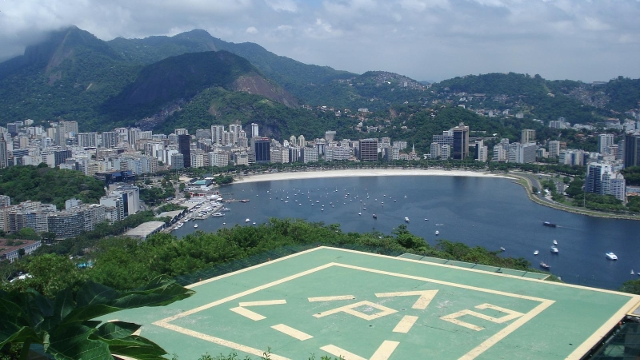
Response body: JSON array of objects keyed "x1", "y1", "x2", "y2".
[{"x1": 0, "y1": 165, "x2": 105, "y2": 210}]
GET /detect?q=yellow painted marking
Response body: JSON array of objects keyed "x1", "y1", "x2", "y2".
[
  {"x1": 320, "y1": 345, "x2": 366, "y2": 360},
  {"x1": 392, "y1": 315, "x2": 418, "y2": 333},
  {"x1": 186, "y1": 246, "x2": 326, "y2": 289},
  {"x1": 154, "y1": 321, "x2": 290, "y2": 360},
  {"x1": 308, "y1": 295, "x2": 356, "y2": 302},
  {"x1": 460, "y1": 300, "x2": 554, "y2": 359},
  {"x1": 329, "y1": 247, "x2": 639, "y2": 296},
  {"x1": 157, "y1": 256, "x2": 571, "y2": 360},
  {"x1": 155, "y1": 263, "x2": 335, "y2": 324},
  {"x1": 313, "y1": 300, "x2": 397, "y2": 321},
  {"x1": 441, "y1": 303, "x2": 525, "y2": 331},
  {"x1": 566, "y1": 296, "x2": 640, "y2": 360},
  {"x1": 230, "y1": 306, "x2": 265, "y2": 321},
  {"x1": 376, "y1": 290, "x2": 439, "y2": 309},
  {"x1": 239, "y1": 300, "x2": 286, "y2": 307},
  {"x1": 271, "y1": 324, "x2": 313, "y2": 341},
  {"x1": 334, "y1": 263, "x2": 548, "y2": 303},
  {"x1": 370, "y1": 340, "x2": 400, "y2": 360}
]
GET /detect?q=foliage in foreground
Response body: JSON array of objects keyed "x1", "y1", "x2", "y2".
[{"x1": 0, "y1": 276, "x2": 193, "y2": 360}]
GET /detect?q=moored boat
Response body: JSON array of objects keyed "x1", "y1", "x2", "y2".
[
  {"x1": 540, "y1": 262, "x2": 550, "y2": 269},
  {"x1": 551, "y1": 246, "x2": 559, "y2": 253},
  {"x1": 606, "y1": 252, "x2": 618, "y2": 260},
  {"x1": 435, "y1": 230, "x2": 439, "y2": 235},
  {"x1": 405, "y1": 217, "x2": 410, "y2": 223},
  {"x1": 534, "y1": 250, "x2": 539, "y2": 255}
]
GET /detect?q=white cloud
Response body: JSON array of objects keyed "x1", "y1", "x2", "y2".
[
  {"x1": 265, "y1": 0, "x2": 298, "y2": 12},
  {"x1": 0, "y1": 0, "x2": 638, "y2": 82}
]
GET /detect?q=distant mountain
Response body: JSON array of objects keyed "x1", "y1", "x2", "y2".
[
  {"x1": 0, "y1": 27, "x2": 299, "y2": 131},
  {"x1": 432, "y1": 72, "x2": 640, "y2": 123},
  {"x1": 108, "y1": 29, "x2": 357, "y2": 104},
  {"x1": 103, "y1": 51, "x2": 297, "y2": 121}
]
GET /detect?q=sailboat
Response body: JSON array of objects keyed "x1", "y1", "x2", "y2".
[{"x1": 632, "y1": 269, "x2": 635, "y2": 275}]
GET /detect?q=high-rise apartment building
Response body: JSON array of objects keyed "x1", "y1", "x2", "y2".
[
  {"x1": 178, "y1": 134, "x2": 191, "y2": 168},
  {"x1": 598, "y1": 134, "x2": 615, "y2": 155},
  {"x1": 548, "y1": 141, "x2": 561, "y2": 158},
  {"x1": 251, "y1": 123, "x2": 259, "y2": 138},
  {"x1": 251, "y1": 137, "x2": 271, "y2": 163},
  {"x1": 452, "y1": 123, "x2": 469, "y2": 160},
  {"x1": 521, "y1": 129, "x2": 536, "y2": 144},
  {"x1": 359, "y1": 138, "x2": 379, "y2": 161},
  {"x1": 624, "y1": 132, "x2": 640, "y2": 168}
]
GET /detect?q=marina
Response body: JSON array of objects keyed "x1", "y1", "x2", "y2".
[{"x1": 171, "y1": 175, "x2": 640, "y2": 290}]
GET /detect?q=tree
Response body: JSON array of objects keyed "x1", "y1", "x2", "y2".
[{"x1": 0, "y1": 277, "x2": 193, "y2": 360}]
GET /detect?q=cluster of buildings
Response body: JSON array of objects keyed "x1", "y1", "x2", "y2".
[
  {"x1": 0, "y1": 120, "x2": 423, "y2": 176},
  {"x1": 0, "y1": 183, "x2": 140, "y2": 240}
]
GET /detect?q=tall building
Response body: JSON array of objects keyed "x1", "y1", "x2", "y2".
[
  {"x1": 521, "y1": 129, "x2": 536, "y2": 144},
  {"x1": 430, "y1": 143, "x2": 441, "y2": 159},
  {"x1": 325, "y1": 131, "x2": 336, "y2": 143},
  {"x1": 624, "y1": 132, "x2": 640, "y2": 168},
  {"x1": 548, "y1": 141, "x2": 561, "y2": 158},
  {"x1": 178, "y1": 134, "x2": 191, "y2": 168},
  {"x1": 586, "y1": 163, "x2": 612, "y2": 195},
  {"x1": 0, "y1": 137, "x2": 8, "y2": 169},
  {"x1": 101, "y1": 132, "x2": 118, "y2": 148},
  {"x1": 598, "y1": 134, "x2": 615, "y2": 155},
  {"x1": 251, "y1": 137, "x2": 271, "y2": 163},
  {"x1": 251, "y1": 123, "x2": 259, "y2": 138},
  {"x1": 359, "y1": 138, "x2": 379, "y2": 162},
  {"x1": 452, "y1": 123, "x2": 469, "y2": 160},
  {"x1": 211, "y1": 125, "x2": 224, "y2": 144}
]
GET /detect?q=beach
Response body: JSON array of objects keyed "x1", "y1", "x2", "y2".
[{"x1": 233, "y1": 168, "x2": 511, "y2": 184}]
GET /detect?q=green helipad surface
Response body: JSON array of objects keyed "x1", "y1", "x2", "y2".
[{"x1": 109, "y1": 247, "x2": 640, "y2": 360}]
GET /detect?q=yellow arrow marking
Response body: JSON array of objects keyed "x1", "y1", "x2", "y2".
[{"x1": 375, "y1": 290, "x2": 439, "y2": 309}]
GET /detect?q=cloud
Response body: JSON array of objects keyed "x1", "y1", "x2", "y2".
[
  {"x1": 265, "y1": 0, "x2": 298, "y2": 12},
  {"x1": 0, "y1": 0, "x2": 638, "y2": 82}
]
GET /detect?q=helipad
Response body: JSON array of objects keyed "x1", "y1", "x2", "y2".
[{"x1": 110, "y1": 247, "x2": 640, "y2": 359}]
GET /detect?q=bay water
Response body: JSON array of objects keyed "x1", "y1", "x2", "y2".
[{"x1": 172, "y1": 176, "x2": 640, "y2": 290}]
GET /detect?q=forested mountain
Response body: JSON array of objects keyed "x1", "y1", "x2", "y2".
[
  {"x1": 433, "y1": 72, "x2": 640, "y2": 124},
  {"x1": 0, "y1": 26, "x2": 638, "y2": 138}
]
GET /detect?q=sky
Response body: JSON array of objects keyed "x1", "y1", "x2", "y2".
[{"x1": 0, "y1": 0, "x2": 639, "y2": 83}]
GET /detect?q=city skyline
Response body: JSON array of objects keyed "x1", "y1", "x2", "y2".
[{"x1": 0, "y1": 0, "x2": 638, "y2": 83}]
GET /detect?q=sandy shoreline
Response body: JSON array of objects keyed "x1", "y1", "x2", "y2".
[{"x1": 233, "y1": 169, "x2": 511, "y2": 184}]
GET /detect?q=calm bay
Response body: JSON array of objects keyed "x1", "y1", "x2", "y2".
[{"x1": 172, "y1": 175, "x2": 640, "y2": 290}]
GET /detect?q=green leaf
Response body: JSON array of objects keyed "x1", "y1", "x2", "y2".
[
  {"x1": 103, "y1": 336, "x2": 167, "y2": 360},
  {"x1": 95, "y1": 321, "x2": 139, "y2": 340},
  {"x1": 48, "y1": 324, "x2": 111, "y2": 360}
]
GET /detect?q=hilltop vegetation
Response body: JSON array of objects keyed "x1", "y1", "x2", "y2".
[
  {"x1": 0, "y1": 27, "x2": 638, "y2": 142},
  {"x1": 0, "y1": 165, "x2": 105, "y2": 209}
]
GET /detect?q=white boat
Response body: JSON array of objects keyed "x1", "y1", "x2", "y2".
[
  {"x1": 606, "y1": 252, "x2": 618, "y2": 260},
  {"x1": 424, "y1": 218, "x2": 428, "y2": 221},
  {"x1": 252, "y1": 222, "x2": 256, "y2": 225},
  {"x1": 553, "y1": 240, "x2": 558, "y2": 245},
  {"x1": 193, "y1": 224, "x2": 198, "y2": 228},
  {"x1": 500, "y1": 247, "x2": 506, "y2": 252},
  {"x1": 358, "y1": 212, "x2": 362, "y2": 216},
  {"x1": 533, "y1": 250, "x2": 539, "y2": 255},
  {"x1": 373, "y1": 214, "x2": 377, "y2": 219},
  {"x1": 435, "y1": 230, "x2": 439, "y2": 235},
  {"x1": 211, "y1": 213, "x2": 224, "y2": 217},
  {"x1": 245, "y1": 218, "x2": 250, "y2": 223},
  {"x1": 551, "y1": 246, "x2": 559, "y2": 253},
  {"x1": 405, "y1": 217, "x2": 410, "y2": 223},
  {"x1": 632, "y1": 269, "x2": 635, "y2": 275}
]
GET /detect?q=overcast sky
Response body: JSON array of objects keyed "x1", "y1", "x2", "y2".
[{"x1": 0, "y1": 0, "x2": 638, "y2": 82}]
